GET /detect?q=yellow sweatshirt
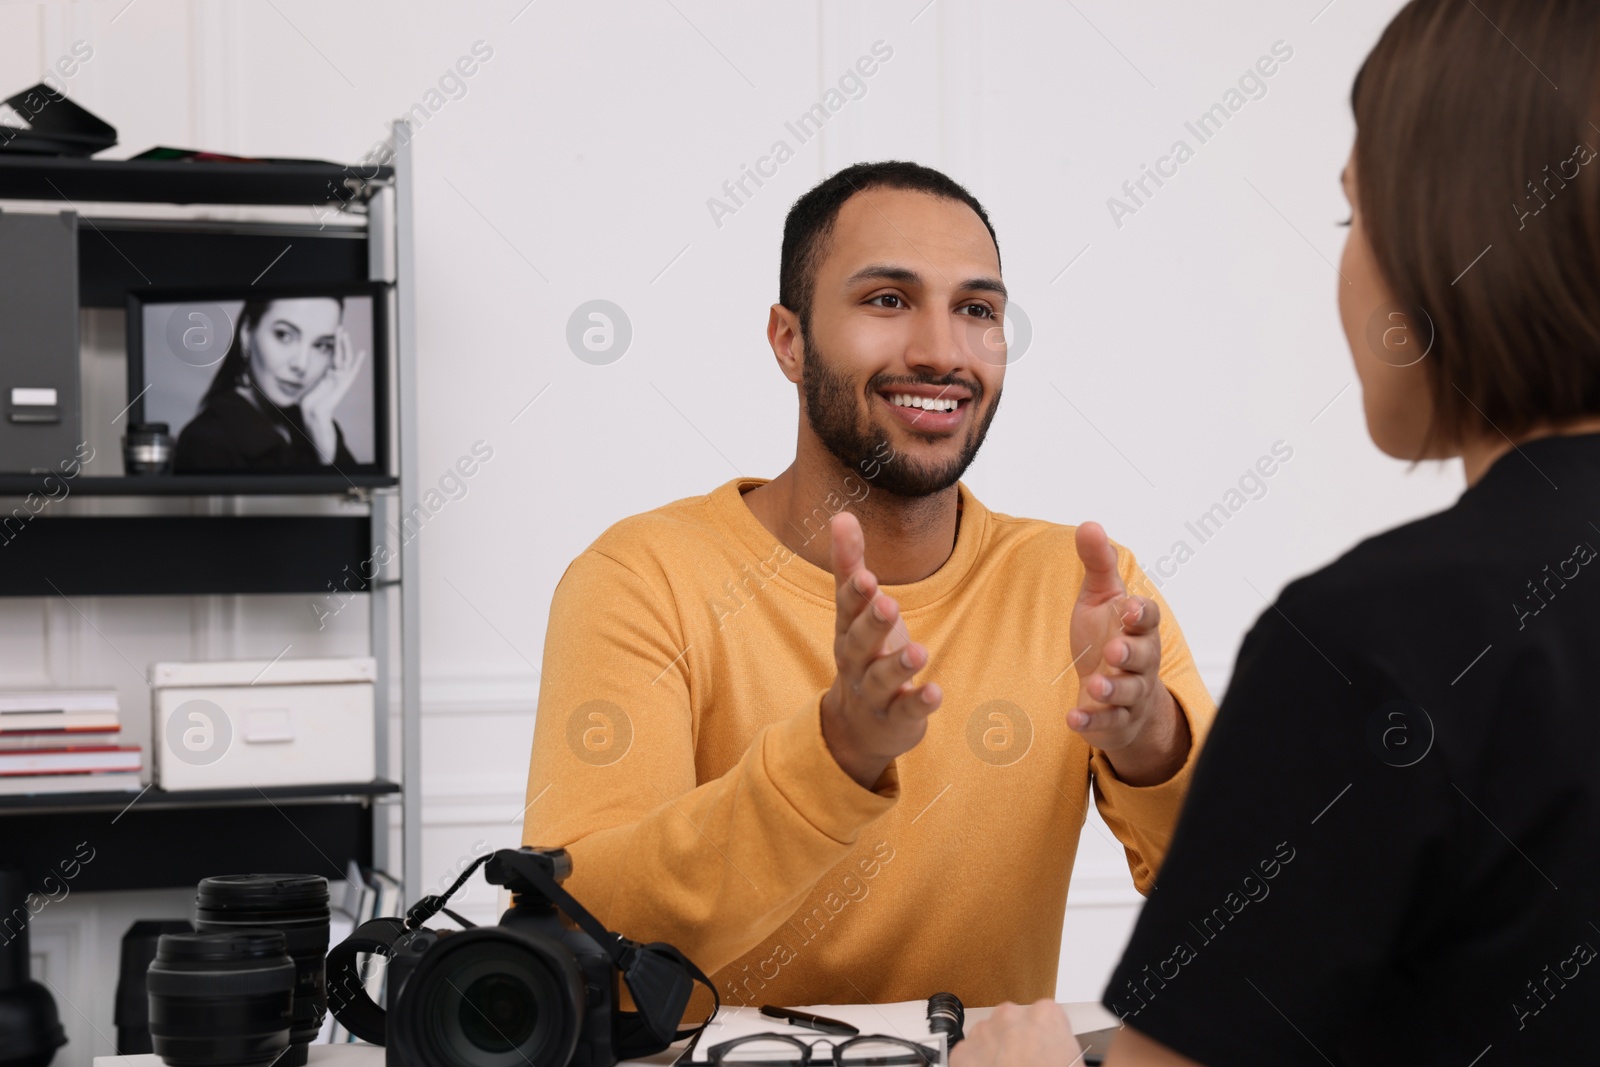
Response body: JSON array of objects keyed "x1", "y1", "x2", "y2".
[{"x1": 522, "y1": 476, "x2": 1215, "y2": 1010}]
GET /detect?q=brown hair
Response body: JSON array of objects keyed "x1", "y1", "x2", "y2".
[{"x1": 1352, "y1": 0, "x2": 1600, "y2": 454}]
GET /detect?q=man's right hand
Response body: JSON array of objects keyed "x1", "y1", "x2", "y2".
[{"x1": 819, "y1": 510, "x2": 942, "y2": 790}]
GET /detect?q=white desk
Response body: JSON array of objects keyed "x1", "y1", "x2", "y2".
[{"x1": 93, "y1": 1002, "x2": 1122, "y2": 1065}]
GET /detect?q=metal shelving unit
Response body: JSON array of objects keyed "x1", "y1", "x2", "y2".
[
  {"x1": 0, "y1": 473, "x2": 396, "y2": 495},
  {"x1": 2, "y1": 782, "x2": 402, "y2": 894},
  {"x1": 0, "y1": 121, "x2": 423, "y2": 898}
]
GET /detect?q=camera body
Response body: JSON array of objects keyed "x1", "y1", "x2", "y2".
[
  {"x1": 327, "y1": 847, "x2": 708, "y2": 1067},
  {"x1": 379, "y1": 871, "x2": 620, "y2": 1067}
]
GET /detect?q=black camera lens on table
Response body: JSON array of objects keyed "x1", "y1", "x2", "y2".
[
  {"x1": 326, "y1": 846, "x2": 718, "y2": 1067},
  {"x1": 193, "y1": 873, "x2": 331, "y2": 1067},
  {"x1": 146, "y1": 931, "x2": 294, "y2": 1067}
]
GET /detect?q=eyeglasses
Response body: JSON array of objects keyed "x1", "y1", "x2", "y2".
[{"x1": 706, "y1": 1032, "x2": 938, "y2": 1066}]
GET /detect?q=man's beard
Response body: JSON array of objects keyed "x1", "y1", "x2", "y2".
[{"x1": 799, "y1": 325, "x2": 1000, "y2": 499}]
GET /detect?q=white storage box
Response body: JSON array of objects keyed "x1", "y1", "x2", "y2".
[{"x1": 150, "y1": 657, "x2": 377, "y2": 791}]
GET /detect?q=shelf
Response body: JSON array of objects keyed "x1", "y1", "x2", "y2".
[
  {"x1": 77, "y1": 222, "x2": 377, "y2": 306},
  {"x1": 0, "y1": 154, "x2": 392, "y2": 206},
  {"x1": 1, "y1": 781, "x2": 398, "y2": 892},
  {"x1": 0, "y1": 473, "x2": 396, "y2": 496},
  {"x1": 0, "y1": 515, "x2": 373, "y2": 596},
  {"x1": 0, "y1": 778, "x2": 399, "y2": 812}
]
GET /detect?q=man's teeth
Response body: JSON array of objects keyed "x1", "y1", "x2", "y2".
[{"x1": 888, "y1": 394, "x2": 960, "y2": 413}]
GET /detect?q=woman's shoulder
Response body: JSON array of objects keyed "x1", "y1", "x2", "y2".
[
  {"x1": 1280, "y1": 446, "x2": 1594, "y2": 625},
  {"x1": 1274, "y1": 500, "x2": 1489, "y2": 624},
  {"x1": 174, "y1": 392, "x2": 287, "y2": 469},
  {"x1": 1236, "y1": 501, "x2": 1503, "y2": 699},
  {"x1": 175, "y1": 399, "x2": 242, "y2": 450},
  {"x1": 178, "y1": 394, "x2": 240, "y2": 436}
]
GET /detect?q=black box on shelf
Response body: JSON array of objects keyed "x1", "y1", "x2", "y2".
[{"x1": 0, "y1": 210, "x2": 81, "y2": 475}]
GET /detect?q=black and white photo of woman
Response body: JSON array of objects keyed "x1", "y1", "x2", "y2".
[{"x1": 173, "y1": 296, "x2": 367, "y2": 471}]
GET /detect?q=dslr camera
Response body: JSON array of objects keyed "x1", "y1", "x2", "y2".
[{"x1": 326, "y1": 847, "x2": 715, "y2": 1067}]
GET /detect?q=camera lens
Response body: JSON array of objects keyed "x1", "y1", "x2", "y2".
[
  {"x1": 122, "y1": 422, "x2": 173, "y2": 475},
  {"x1": 146, "y1": 931, "x2": 294, "y2": 1067},
  {"x1": 457, "y1": 973, "x2": 538, "y2": 1052},
  {"x1": 392, "y1": 930, "x2": 584, "y2": 1067},
  {"x1": 194, "y1": 874, "x2": 330, "y2": 1067}
]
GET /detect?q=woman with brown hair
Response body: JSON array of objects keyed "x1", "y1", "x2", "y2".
[{"x1": 954, "y1": 0, "x2": 1600, "y2": 1062}]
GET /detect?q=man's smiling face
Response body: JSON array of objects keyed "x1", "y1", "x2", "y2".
[{"x1": 796, "y1": 186, "x2": 1008, "y2": 498}]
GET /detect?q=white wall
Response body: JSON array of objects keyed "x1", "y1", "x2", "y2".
[{"x1": 0, "y1": 0, "x2": 1464, "y2": 1058}]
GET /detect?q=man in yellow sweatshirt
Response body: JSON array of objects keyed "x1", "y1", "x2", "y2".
[{"x1": 523, "y1": 161, "x2": 1215, "y2": 1012}]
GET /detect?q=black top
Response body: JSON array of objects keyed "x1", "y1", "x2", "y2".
[
  {"x1": 1104, "y1": 433, "x2": 1600, "y2": 1065},
  {"x1": 174, "y1": 388, "x2": 354, "y2": 472}
]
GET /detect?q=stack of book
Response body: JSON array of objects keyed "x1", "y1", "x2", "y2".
[{"x1": 0, "y1": 690, "x2": 143, "y2": 795}]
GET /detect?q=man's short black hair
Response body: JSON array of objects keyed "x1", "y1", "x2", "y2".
[{"x1": 778, "y1": 160, "x2": 1001, "y2": 331}]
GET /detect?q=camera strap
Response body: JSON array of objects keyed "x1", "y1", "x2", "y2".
[
  {"x1": 323, "y1": 916, "x2": 410, "y2": 1046},
  {"x1": 493, "y1": 851, "x2": 720, "y2": 1054},
  {"x1": 402, "y1": 849, "x2": 719, "y2": 1055}
]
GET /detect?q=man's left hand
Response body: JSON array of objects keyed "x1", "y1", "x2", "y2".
[{"x1": 1067, "y1": 521, "x2": 1190, "y2": 786}]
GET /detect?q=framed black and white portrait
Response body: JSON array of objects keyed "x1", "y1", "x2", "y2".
[{"x1": 127, "y1": 283, "x2": 389, "y2": 475}]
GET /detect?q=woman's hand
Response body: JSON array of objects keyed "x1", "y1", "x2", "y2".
[
  {"x1": 950, "y1": 1000, "x2": 1083, "y2": 1067},
  {"x1": 299, "y1": 326, "x2": 365, "y2": 464}
]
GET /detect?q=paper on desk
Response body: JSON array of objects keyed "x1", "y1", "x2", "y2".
[{"x1": 687, "y1": 1002, "x2": 946, "y2": 1063}]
